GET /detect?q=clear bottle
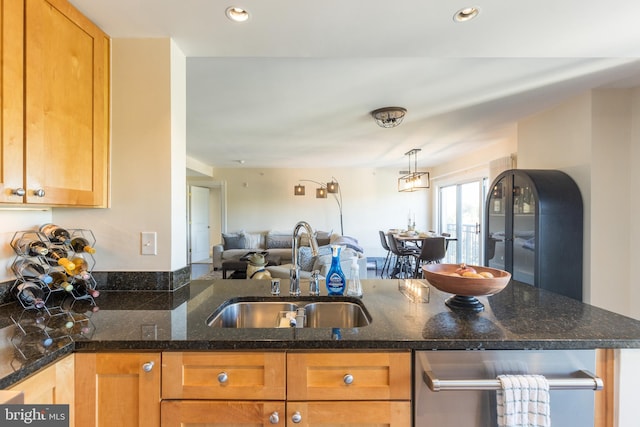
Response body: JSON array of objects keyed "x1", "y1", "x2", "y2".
[
  {"x1": 43, "y1": 246, "x2": 76, "y2": 273},
  {"x1": 14, "y1": 281, "x2": 47, "y2": 308},
  {"x1": 309, "y1": 270, "x2": 320, "y2": 296},
  {"x1": 15, "y1": 238, "x2": 49, "y2": 257},
  {"x1": 346, "y1": 258, "x2": 363, "y2": 298},
  {"x1": 13, "y1": 259, "x2": 53, "y2": 285},
  {"x1": 70, "y1": 236, "x2": 96, "y2": 254},
  {"x1": 39, "y1": 223, "x2": 72, "y2": 245},
  {"x1": 325, "y1": 245, "x2": 346, "y2": 296}
]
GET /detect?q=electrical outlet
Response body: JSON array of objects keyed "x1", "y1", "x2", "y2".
[{"x1": 141, "y1": 232, "x2": 157, "y2": 255}]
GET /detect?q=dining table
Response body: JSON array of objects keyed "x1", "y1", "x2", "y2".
[{"x1": 387, "y1": 232, "x2": 458, "y2": 278}]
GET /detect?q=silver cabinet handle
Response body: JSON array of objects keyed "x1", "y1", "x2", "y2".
[
  {"x1": 33, "y1": 189, "x2": 46, "y2": 197},
  {"x1": 269, "y1": 412, "x2": 279, "y2": 424},
  {"x1": 218, "y1": 372, "x2": 228, "y2": 384},
  {"x1": 12, "y1": 188, "x2": 26, "y2": 197},
  {"x1": 343, "y1": 374, "x2": 354, "y2": 385},
  {"x1": 142, "y1": 361, "x2": 154, "y2": 372},
  {"x1": 291, "y1": 411, "x2": 302, "y2": 423}
]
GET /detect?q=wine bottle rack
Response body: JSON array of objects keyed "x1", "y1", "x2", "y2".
[{"x1": 9, "y1": 226, "x2": 99, "y2": 362}]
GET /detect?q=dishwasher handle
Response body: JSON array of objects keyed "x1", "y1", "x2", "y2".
[{"x1": 423, "y1": 369, "x2": 603, "y2": 392}]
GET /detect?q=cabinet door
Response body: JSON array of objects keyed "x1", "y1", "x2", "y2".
[
  {"x1": 161, "y1": 401, "x2": 285, "y2": 427},
  {"x1": 24, "y1": 0, "x2": 110, "y2": 207},
  {"x1": 7, "y1": 354, "x2": 75, "y2": 425},
  {"x1": 0, "y1": 0, "x2": 24, "y2": 203},
  {"x1": 286, "y1": 401, "x2": 411, "y2": 427},
  {"x1": 287, "y1": 352, "x2": 411, "y2": 401},
  {"x1": 75, "y1": 352, "x2": 161, "y2": 427},
  {"x1": 162, "y1": 351, "x2": 287, "y2": 400}
]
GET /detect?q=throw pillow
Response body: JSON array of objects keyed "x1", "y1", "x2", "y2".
[
  {"x1": 243, "y1": 232, "x2": 264, "y2": 249},
  {"x1": 266, "y1": 233, "x2": 293, "y2": 249},
  {"x1": 222, "y1": 232, "x2": 246, "y2": 250},
  {"x1": 297, "y1": 246, "x2": 316, "y2": 271}
]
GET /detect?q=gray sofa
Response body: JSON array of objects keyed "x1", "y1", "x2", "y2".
[
  {"x1": 212, "y1": 231, "x2": 367, "y2": 279},
  {"x1": 212, "y1": 231, "x2": 299, "y2": 270}
]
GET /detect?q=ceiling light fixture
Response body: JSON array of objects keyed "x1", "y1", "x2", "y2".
[
  {"x1": 371, "y1": 107, "x2": 407, "y2": 128},
  {"x1": 398, "y1": 149, "x2": 430, "y2": 192},
  {"x1": 453, "y1": 7, "x2": 480, "y2": 22},
  {"x1": 225, "y1": 6, "x2": 249, "y2": 22}
]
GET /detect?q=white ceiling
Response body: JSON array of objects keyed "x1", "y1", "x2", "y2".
[{"x1": 69, "y1": 0, "x2": 640, "y2": 170}]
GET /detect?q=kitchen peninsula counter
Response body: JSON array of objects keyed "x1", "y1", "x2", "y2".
[{"x1": 2, "y1": 278, "x2": 640, "y2": 388}]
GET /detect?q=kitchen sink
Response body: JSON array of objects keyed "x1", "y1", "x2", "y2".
[{"x1": 207, "y1": 297, "x2": 371, "y2": 328}]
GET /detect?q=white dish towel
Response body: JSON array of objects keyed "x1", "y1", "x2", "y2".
[{"x1": 496, "y1": 374, "x2": 550, "y2": 427}]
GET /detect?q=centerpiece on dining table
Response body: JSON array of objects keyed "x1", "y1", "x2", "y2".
[{"x1": 421, "y1": 263, "x2": 511, "y2": 312}]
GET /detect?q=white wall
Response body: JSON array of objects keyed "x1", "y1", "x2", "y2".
[
  {"x1": 53, "y1": 38, "x2": 187, "y2": 273},
  {"x1": 207, "y1": 167, "x2": 429, "y2": 258},
  {"x1": 517, "y1": 88, "x2": 639, "y2": 319}
]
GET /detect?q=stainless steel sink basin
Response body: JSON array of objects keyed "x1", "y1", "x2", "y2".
[
  {"x1": 303, "y1": 302, "x2": 371, "y2": 328},
  {"x1": 207, "y1": 298, "x2": 371, "y2": 328}
]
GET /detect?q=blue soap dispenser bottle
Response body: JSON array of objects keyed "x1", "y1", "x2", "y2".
[{"x1": 326, "y1": 245, "x2": 346, "y2": 296}]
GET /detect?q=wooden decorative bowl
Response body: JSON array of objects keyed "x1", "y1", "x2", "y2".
[{"x1": 422, "y1": 264, "x2": 511, "y2": 312}]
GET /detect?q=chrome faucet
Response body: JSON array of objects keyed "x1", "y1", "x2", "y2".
[{"x1": 290, "y1": 221, "x2": 319, "y2": 296}]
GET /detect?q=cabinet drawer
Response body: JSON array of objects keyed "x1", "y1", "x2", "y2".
[
  {"x1": 161, "y1": 400, "x2": 285, "y2": 426},
  {"x1": 162, "y1": 352, "x2": 286, "y2": 400},
  {"x1": 287, "y1": 352, "x2": 411, "y2": 401},
  {"x1": 286, "y1": 401, "x2": 411, "y2": 427}
]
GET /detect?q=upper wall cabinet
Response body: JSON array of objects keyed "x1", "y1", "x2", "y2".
[
  {"x1": 1, "y1": 0, "x2": 110, "y2": 207},
  {"x1": 485, "y1": 169, "x2": 583, "y2": 301}
]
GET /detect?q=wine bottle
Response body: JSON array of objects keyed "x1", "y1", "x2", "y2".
[
  {"x1": 14, "y1": 281, "x2": 46, "y2": 308},
  {"x1": 48, "y1": 270, "x2": 74, "y2": 292},
  {"x1": 12, "y1": 259, "x2": 53, "y2": 285},
  {"x1": 39, "y1": 223, "x2": 72, "y2": 245},
  {"x1": 43, "y1": 246, "x2": 76, "y2": 273},
  {"x1": 15, "y1": 238, "x2": 49, "y2": 257},
  {"x1": 69, "y1": 257, "x2": 91, "y2": 280},
  {"x1": 73, "y1": 278, "x2": 100, "y2": 298},
  {"x1": 70, "y1": 236, "x2": 96, "y2": 254}
]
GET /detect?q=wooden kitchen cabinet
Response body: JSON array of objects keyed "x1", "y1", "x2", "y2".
[
  {"x1": 286, "y1": 352, "x2": 411, "y2": 427},
  {"x1": 7, "y1": 354, "x2": 75, "y2": 425},
  {"x1": 161, "y1": 351, "x2": 411, "y2": 427},
  {"x1": 75, "y1": 352, "x2": 161, "y2": 427},
  {"x1": 0, "y1": 0, "x2": 25, "y2": 203},
  {"x1": 0, "y1": 0, "x2": 110, "y2": 207},
  {"x1": 162, "y1": 351, "x2": 287, "y2": 400}
]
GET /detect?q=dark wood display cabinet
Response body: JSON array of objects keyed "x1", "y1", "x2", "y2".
[{"x1": 485, "y1": 169, "x2": 583, "y2": 300}]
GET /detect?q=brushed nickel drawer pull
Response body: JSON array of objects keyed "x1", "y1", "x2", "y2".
[
  {"x1": 343, "y1": 374, "x2": 354, "y2": 385},
  {"x1": 217, "y1": 372, "x2": 229, "y2": 384}
]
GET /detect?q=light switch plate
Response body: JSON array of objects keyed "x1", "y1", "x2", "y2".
[{"x1": 141, "y1": 232, "x2": 157, "y2": 255}]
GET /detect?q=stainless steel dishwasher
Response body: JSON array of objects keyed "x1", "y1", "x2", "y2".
[{"x1": 415, "y1": 350, "x2": 602, "y2": 427}]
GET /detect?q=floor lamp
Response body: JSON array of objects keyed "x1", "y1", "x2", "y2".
[{"x1": 294, "y1": 177, "x2": 343, "y2": 235}]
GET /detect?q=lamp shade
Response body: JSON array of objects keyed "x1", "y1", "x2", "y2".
[
  {"x1": 326, "y1": 181, "x2": 339, "y2": 194},
  {"x1": 316, "y1": 187, "x2": 327, "y2": 198},
  {"x1": 294, "y1": 184, "x2": 305, "y2": 195}
]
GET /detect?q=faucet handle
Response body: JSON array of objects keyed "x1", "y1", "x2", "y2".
[{"x1": 289, "y1": 267, "x2": 301, "y2": 296}]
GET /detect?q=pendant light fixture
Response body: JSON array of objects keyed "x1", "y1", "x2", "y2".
[{"x1": 398, "y1": 149, "x2": 430, "y2": 192}]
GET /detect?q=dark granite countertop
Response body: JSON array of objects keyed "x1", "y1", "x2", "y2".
[{"x1": 2, "y1": 278, "x2": 640, "y2": 388}]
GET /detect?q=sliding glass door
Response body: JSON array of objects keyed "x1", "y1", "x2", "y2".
[{"x1": 439, "y1": 180, "x2": 486, "y2": 265}]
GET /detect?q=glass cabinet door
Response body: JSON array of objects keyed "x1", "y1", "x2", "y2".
[
  {"x1": 486, "y1": 177, "x2": 507, "y2": 270},
  {"x1": 512, "y1": 174, "x2": 536, "y2": 284}
]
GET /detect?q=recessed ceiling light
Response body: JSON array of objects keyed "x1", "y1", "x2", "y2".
[
  {"x1": 225, "y1": 6, "x2": 249, "y2": 22},
  {"x1": 453, "y1": 7, "x2": 480, "y2": 22}
]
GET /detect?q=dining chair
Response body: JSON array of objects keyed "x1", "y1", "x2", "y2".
[
  {"x1": 387, "y1": 234, "x2": 419, "y2": 278},
  {"x1": 413, "y1": 237, "x2": 447, "y2": 278},
  {"x1": 378, "y1": 231, "x2": 393, "y2": 278}
]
